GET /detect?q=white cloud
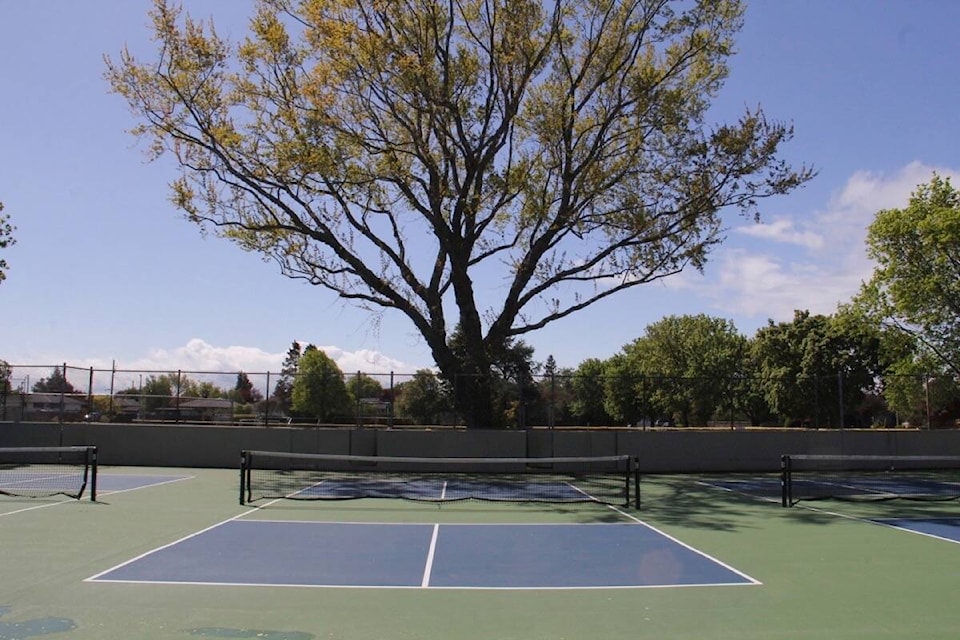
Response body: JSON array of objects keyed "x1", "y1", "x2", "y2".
[
  {"x1": 65, "y1": 338, "x2": 419, "y2": 376},
  {"x1": 714, "y1": 249, "x2": 862, "y2": 321},
  {"x1": 829, "y1": 161, "x2": 950, "y2": 217},
  {"x1": 736, "y1": 217, "x2": 825, "y2": 250},
  {"x1": 306, "y1": 345, "x2": 417, "y2": 375},
  {"x1": 134, "y1": 339, "x2": 283, "y2": 374},
  {"x1": 11, "y1": 338, "x2": 422, "y2": 393},
  {"x1": 705, "y1": 162, "x2": 960, "y2": 331}
]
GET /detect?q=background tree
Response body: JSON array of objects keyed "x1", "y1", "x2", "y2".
[
  {"x1": 448, "y1": 325, "x2": 540, "y2": 428},
  {"x1": 731, "y1": 339, "x2": 777, "y2": 426},
  {"x1": 752, "y1": 310, "x2": 886, "y2": 427},
  {"x1": 180, "y1": 376, "x2": 228, "y2": 399},
  {"x1": 568, "y1": 358, "x2": 612, "y2": 426},
  {"x1": 0, "y1": 360, "x2": 12, "y2": 420},
  {"x1": 860, "y1": 175, "x2": 960, "y2": 376},
  {"x1": 0, "y1": 202, "x2": 14, "y2": 284},
  {"x1": 32, "y1": 367, "x2": 77, "y2": 395},
  {"x1": 880, "y1": 353, "x2": 957, "y2": 427},
  {"x1": 291, "y1": 346, "x2": 351, "y2": 422},
  {"x1": 394, "y1": 369, "x2": 453, "y2": 425},
  {"x1": 345, "y1": 373, "x2": 383, "y2": 403},
  {"x1": 624, "y1": 314, "x2": 745, "y2": 426},
  {"x1": 346, "y1": 372, "x2": 385, "y2": 420},
  {"x1": 107, "y1": 0, "x2": 812, "y2": 428},
  {"x1": 603, "y1": 353, "x2": 650, "y2": 427},
  {"x1": 0, "y1": 360, "x2": 11, "y2": 394},
  {"x1": 140, "y1": 374, "x2": 174, "y2": 411},
  {"x1": 535, "y1": 356, "x2": 575, "y2": 427},
  {"x1": 233, "y1": 371, "x2": 263, "y2": 404},
  {"x1": 271, "y1": 340, "x2": 302, "y2": 413}
]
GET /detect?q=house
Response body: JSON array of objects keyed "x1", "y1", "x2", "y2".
[
  {"x1": 179, "y1": 397, "x2": 235, "y2": 422},
  {"x1": 2, "y1": 392, "x2": 85, "y2": 420}
]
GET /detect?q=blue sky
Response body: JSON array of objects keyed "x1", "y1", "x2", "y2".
[{"x1": 1, "y1": 1, "x2": 959, "y2": 383}]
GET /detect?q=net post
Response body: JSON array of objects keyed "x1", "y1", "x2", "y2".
[
  {"x1": 89, "y1": 446, "x2": 98, "y2": 502},
  {"x1": 780, "y1": 455, "x2": 790, "y2": 507},
  {"x1": 632, "y1": 456, "x2": 641, "y2": 509},
  {"x1": 239, "y1": 450, "x2": 248, "y2": 505}
]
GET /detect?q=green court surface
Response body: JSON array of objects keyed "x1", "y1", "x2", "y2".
[{"x1": 3, "y1": 468, "x2": 960, "y2": 639}]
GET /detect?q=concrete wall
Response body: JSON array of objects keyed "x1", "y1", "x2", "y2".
[{"x1": 4, "y1": 422, "x2": 960, "y2": 471}]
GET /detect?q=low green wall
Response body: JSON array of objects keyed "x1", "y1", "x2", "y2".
[{"x1": 3, "y1": 422, "x2": 960, "y2": 472}]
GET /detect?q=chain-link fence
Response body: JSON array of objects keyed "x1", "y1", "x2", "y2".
[{"x1": 1, "y1": 363, "x2": 958, "y2": 429}]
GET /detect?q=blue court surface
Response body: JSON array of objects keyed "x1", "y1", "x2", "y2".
[
  {"x1": 875, "y1": 518, "x2": 960, "y2": 544},
  {"x1": 87, "y1": 518, "x2": 759, "y2": 589},
  {"x1": 97, "y1": 473, "x2": 193, "y2": 493},
  {"x1": 702, "y1": 475, "x2": 960, "y2": 502}
]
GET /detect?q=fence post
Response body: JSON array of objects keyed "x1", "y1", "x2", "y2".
[
  {"x1": 389, "y1": 371, "x2": 395, "y2": 429},
  {"x1": 837, "y1": 371, "x2": 844, "y2": 429},
  {"x1": 87, "y1": 366, "x2": 94, "y2": 415},
  {"x1": 109, "y1": 361, "x2": 116, "y2": 416},
  {"x1": 356, "y1": 370, "x2": 362, "y2": 428},
  {"x1": 264, "y1": 371, "x2": 271, "y2": 424}
]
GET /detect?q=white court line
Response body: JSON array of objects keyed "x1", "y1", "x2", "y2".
[
  {"x1": 87, "y1": 478, "x2": 760, "y2": 590},
  {"x1": 0, "y1": 471, "x2": 74, "y2": 488},
  {"x1": 421, "y1": 523, "x2": 440, "y2": 587},
  {"x1": 790, "y1": 501, "x2": 960, "y2": 546},
  {"x1": 0, "y1": 475, "x2": 195, "y2": 517},
  {"x1": 88, "y1": 519, "x2": 759, "y2": 590},
  {"x1": 98, "y1": 474, "x2": 195, "y2": 497},
  {"x1": 873, "y1": 518, "x2": 960, "y2": 546},
  {"x1": 0, "y1": 498, "x2": 75, "y2": 517},
  {"x1": 86, "y1": 493, "x2": 286, "y2": 582},
  {"x1": 600, "y1": 501, "x2": 763, "y2": 586}
]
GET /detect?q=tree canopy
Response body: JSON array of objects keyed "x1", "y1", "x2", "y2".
[
  {"x1": 860, "y1": 175, "x2": 960, "y2": 376},
  {"x1": 32, "y1": 367, "x2": 78, "y2": 395},
  {"x1": 106, "y1": 0, "x2": 812, "y2": 427},
  {"x1": 0, "y1": 202, "x2": 14, "y2": 285},
  {"x1": 291, "y1": 346, "x2": 351, "y2": 421}
]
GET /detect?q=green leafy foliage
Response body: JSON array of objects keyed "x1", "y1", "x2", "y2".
[
  {"x1": 751, "y1": 310, "x2": 888, "y2": 427},
  {"x1": 605, "y1": 315, "x2": 745, "y2": 426},
  {"x1": 395, "y1": 370, "x2": 454, "y2": 425},
  {"x1": 862, "y1": 175, "x2": 960, "y2": 375},
  {"x1": 291, "y1": 346, "x2": 351, "y2": 421},
  {"x1": 0, "y1": 202, "x2": 14, "y2": 284},
  {"x1": 31, "y1": 367, "x2": 78, "y2": 395}
]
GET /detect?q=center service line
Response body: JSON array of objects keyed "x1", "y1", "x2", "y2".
[{"x1": 421, "y1": 523, "x2": 441, "y2": 588}]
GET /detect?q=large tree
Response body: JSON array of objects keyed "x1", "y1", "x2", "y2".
[
  {"x1": 291, "y1": 346, "x2": 351, "y2": 421},
  {"x1": 395, "y1": 369, "x2": 453, "y2": 424},
  {"x1": 270, "y1": 340, "x2": 303, "y2": 412},
  {"x1": 106, "y1": 0, "x2": 812, "y2": 427},
  {"x1": 569, "y1": 358, "x2": 612, "y2": 426},
  {"x1": 751, "y1": 310, "x2": 886, "y2": 428},
  {"x1": 0, "y1": 202, "x2": 14, "y2": 285},
  {"x1": 0, "y1": 359, "x2": 12, "y2": 394},
  {"x1": 860, "y1": 175, "x2": 960, "y2": 376},
  {"x1": 616, "y1": 314, "x2": 745, "y2": 426}
]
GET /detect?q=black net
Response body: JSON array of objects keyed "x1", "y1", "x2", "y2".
[
  {"x1": 781, "y1": 454, "x2": 960, "y2": 506},
  {"x1": 0, "y1": 446, "x2": 97, "y2": 500},
  {"x1": 241, "y1": 451, "x2": 639, "y2": 508}
]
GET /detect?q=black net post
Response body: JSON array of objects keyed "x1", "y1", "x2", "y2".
[
  {"x1": 88, "y1": 446, "x2": 97, "y2": 502},
  {"x1": 239, "y1": 450, "x2": 249, "y2": 505},
  {"x1": 780, "y1": 454, "x2": 792, "y2": 507}
]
